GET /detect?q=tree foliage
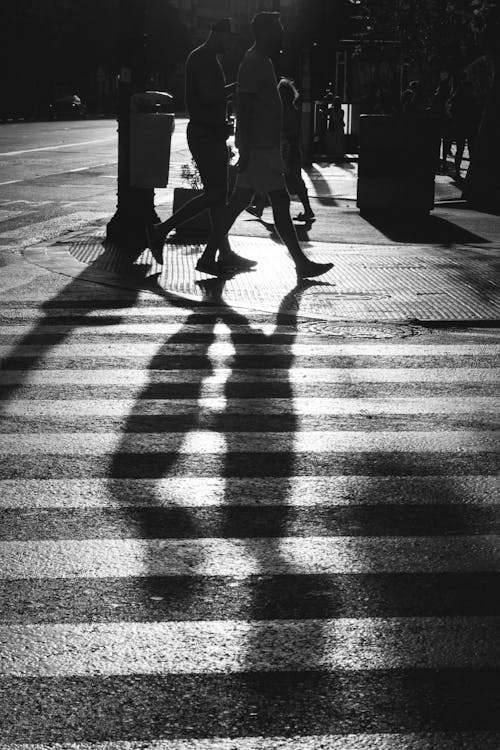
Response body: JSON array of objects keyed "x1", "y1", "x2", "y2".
[{"x1": 348, "y1": 0, "x2": 499, "y2": 72}]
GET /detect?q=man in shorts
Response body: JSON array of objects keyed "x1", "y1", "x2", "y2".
[
  {"x1": 196, "y1": 11, "x2": 333, "y2": 279},
  {"x1": 146, "y1": 19, "x2": 256, "y2": 274}
]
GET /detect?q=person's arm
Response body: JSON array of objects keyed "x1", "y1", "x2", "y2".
[{"x1": 236, "y1": 92, "x2": 255, "y2": 171}]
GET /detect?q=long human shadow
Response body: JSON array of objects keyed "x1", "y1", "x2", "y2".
[
  {"x1": 106, "y1": 302, "x2": 220, "y2": 612},
  {"x1": 0, "y1": 244, "x2": 149, "y2": 408},
  {"x1": 101, "y1": 275, "x2": 331, "y2": 736},
  {"x1": 217, "y1": 282, "x2": 331, "y2": 733},
  {"x1": 105, "y1": 280, "x2": 317, "y2": 607}
]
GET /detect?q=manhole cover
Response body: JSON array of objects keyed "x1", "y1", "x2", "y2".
[{"x1": 296, "y1": 321, "x2": 421, "y2": 339}]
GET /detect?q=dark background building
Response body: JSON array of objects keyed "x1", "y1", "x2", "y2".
[{"x1": 1, "y1": 0, "x2": 497, "y2": 124}]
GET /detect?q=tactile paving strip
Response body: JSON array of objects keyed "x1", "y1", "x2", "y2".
[{"x1": 25, "y1": 233, "x2": 500, "y2": 323}]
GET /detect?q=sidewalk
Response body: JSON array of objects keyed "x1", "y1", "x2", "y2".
[{"x1": 23, "y1": 159, "x2": 500, "y2": 325}]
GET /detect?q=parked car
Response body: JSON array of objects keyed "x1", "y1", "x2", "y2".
[{"x1": 49, "y1": 94, "x2": 87, "y2": 119}]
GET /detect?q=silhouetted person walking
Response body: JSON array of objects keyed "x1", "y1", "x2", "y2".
[
  {"x1": 246, "y1": 77, "x2": 314, "y2": 222},
  {"x1": 429, "y1": 79, "x2": 452, "y2": 172},
  {"x1": 196, "y1": 12, "x2": 333, "y2": 279},
  {"x1": 146, "y1": 19, "x2": 255, "y2": 273},
  {"x1": 326, "y1": 95, "x2": 345, "y2": 162},
  {"x1": 447, "y1": 78, "x2": 481, "y2": 180},
  {"x1": 279, "y1": 77, "x2": 315, "y2": 221}
]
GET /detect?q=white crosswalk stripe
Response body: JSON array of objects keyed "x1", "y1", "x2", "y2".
[
  {"x1": 0, "y1": 476, "x2": 497, "y2": 508},
  {"x1": 1, "y1": 396, "x2": 498, "y2": 416},
  {"x1": 2, "y1": 616, "x2": 499, "y2": 675},
  {"x1": 0, "y1": 300, "x2": 499, "y2": 747},
  {"x1": 2, "y1": 536, "x2": 499, "y2": 579}
]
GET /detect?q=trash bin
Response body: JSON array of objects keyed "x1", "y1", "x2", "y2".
[
  {"x1": 357, "y1": 114, "x2": 440, "y2": 217},
  {"x1": 130, "y1": 91, "x2": 175, "y2": 188}
]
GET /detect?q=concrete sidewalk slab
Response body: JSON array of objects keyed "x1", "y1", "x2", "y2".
[
  {"x1": 226, "y1": 203, "x2": 500, "y2": 249},
  {"x1": 24, "y1": 227, "x2": 500, "y2": 324}
]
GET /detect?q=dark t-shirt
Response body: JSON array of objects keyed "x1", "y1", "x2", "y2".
[{"x1": 185, "y1": 45, "x2": 227, "y2": 129}]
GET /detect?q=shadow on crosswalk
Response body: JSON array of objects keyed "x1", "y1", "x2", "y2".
[
  {"x1": 0, "y1": 244, "x2": 150, "y2": 393},
  {"x1": 1, "y1": 241, "x2": 499, "y2": 742}
]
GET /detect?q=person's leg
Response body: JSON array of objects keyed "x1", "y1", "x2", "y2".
[
  {"x1": 246, "y1": 193, "x2": 268, "y2": 217},
  {"x1": 268, "y1": 189, "x2": 308, "y2": 265},
  {"x1": 455, "y1": 137, "x2": 465, "y2": 177},
  {"x1": 466, "y1": 132, "x2": 477, "y2": 161},
  {"x1": 285, "y1": 145, "x2": 315, "y2": 220},
  {"x1": 207, "y1": 203, "x2": 257, "y2": 270},
  {"x1": 196, "y1": 188, "x2": 254, "y2": 272},
  {"x1": 155, "y1": 191, "x2": 212, "y2": 239},
  {"x1": 442, "y1": 134, "x2": 452, "y2": 169},
  {"x1": 148, "y1": 127, "x2": 230, "y2": 253},
  {"x1": 156, "y1": 126, "x2": 218, "y2": 238},
  {"x1": 268, "y1": 189, "x2": 332, "y2": 278},
  {"x1": 146, "y1": 187, "x2": 214, "y2": 264},
  {"x1": 287, "y1": 173, "x2": 314, "y2": 219}
]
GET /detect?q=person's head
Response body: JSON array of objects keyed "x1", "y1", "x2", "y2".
[
  {"x1": 209, "y1": 18, "x2": 235, "y2": 56},
  {"x1": 278, "y1": 77, "x2": 299, "y2": 105},
  {"x1": 251, "y1": 11, "x2": 283, "y2": 56},
  {"x1": 333, "y1": 95, "x2": 342, "y2": 110}
]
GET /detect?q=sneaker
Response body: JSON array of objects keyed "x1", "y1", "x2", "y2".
[
  {"x1": 195, "y1": 258, "x2": 233, "y2": 277},
  {"x1": 296, "y1": 260, "x2": 333, "y2": 279},
  {"x1": 221, "y1": 251, "x2": 258, "y2": 270},
  {"x1": 294, "y1": 212, "x2": 316, "y2": 222},
  {"x1": 145, "y1": 224, "x2": 165, "y2": 265}
]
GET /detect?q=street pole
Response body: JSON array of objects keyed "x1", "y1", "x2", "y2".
[{"x1": 106, "y1": 0, "x2": 158, "y2": 253}]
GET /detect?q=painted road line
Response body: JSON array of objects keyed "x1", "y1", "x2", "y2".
[
  {"x1": 1, "y1": 430, "x2": 497, "y2": 455},
  {"x1": 1, "y1": 368, "x2": 498, "y2": 385},
  {"x1": 1, "y1": 536, "x2": 499, "y2": 579},
  {"x1": 0, "y1": 138, "x2": 115, "y2": 157},
  {"x1": 1, "y1": 397, "x2": 497, "y2": 418},
  {"x1": 0, "y1": 162, "x2": 116, "y2": 187},
  {"x1": 1, "y1": 616, "x2": 498, "y2": 676},
  {"x1": 0, "y1": 476, "x2": 497, "y2": 509},
  {"x1": 1, "y1": 733, "x2": 498, "y2": 750},
  {"x1": 1, "y1": 343, "x2": 499, "y2": 357}
]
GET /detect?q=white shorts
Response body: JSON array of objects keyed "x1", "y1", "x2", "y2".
[{"x1": 235, "y1": 147, "x2": 287, "y2": 194}]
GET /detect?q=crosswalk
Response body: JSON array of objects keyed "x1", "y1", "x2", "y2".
[{"x1": 0, "y1": 296, "x2": 499, "y2": 749}]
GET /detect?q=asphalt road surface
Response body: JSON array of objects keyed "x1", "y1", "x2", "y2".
[
  {"x1": 0, "y1": 118, "x2": 499, "y2": 749},
  {"x1": 0, "y1": 117, "x2": 193, "y2": 249},
  {"x1": 0, "y1": 277, "x2": 499, "y2": 747}
]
